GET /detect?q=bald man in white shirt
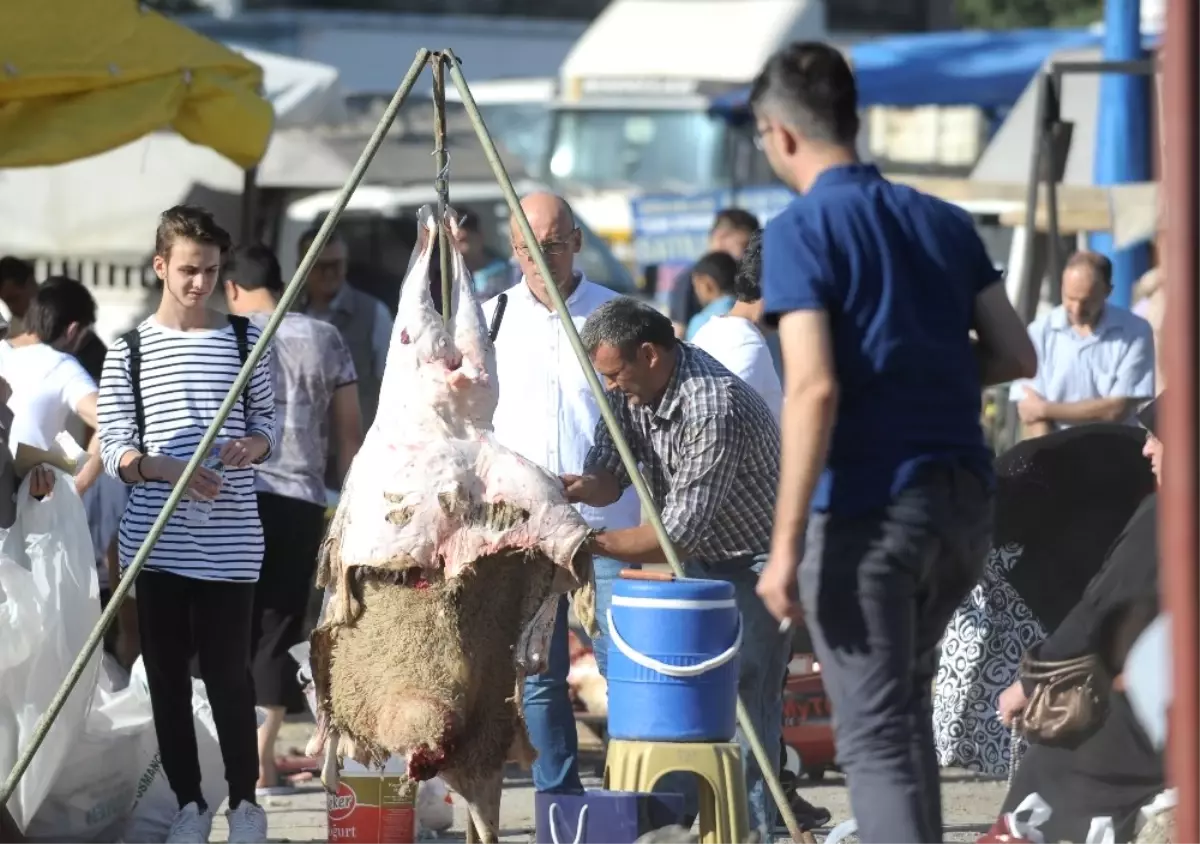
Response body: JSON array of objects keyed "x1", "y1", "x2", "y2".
[{"x1": 482, "y1": 193, "x2": 641, "y2": 795}]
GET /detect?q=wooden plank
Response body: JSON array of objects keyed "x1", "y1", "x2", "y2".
[
  {"x1": 878, "y1": 174, "x2": 1161, "y2": 235},
  {"x1": 999, "y1": 205, "x2": 1114, "y2": 233},
  {"x1": 881, "y1": 174, "x2": 1118, "y2": 208}
]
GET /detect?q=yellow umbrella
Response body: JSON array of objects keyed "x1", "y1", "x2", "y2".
[{"x1": 0, "y1": 0, "x2": 273, "y2": 169}]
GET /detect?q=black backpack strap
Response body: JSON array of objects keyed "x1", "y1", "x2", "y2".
[
  {"x1": 120, "y1": 327, "x2": 145, "y2": 451},
  {"x1": 227, "y1": 314, "x2": 253, "y2": 427}
]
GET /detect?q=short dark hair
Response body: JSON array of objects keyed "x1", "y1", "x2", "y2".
[
  {"x1": 711, "y1": 209, "x2": 761, "y2": 236},
  {"x1": 226, "y1": 243, "x2": 284, "y2": 296},
  {"x1": 692, "y1": 251, "x2": 739, "y2": 296},
  {"x1": 580, "y1": 296, "x2": 677, "y2": 359},
  {"x1": 734, "y1": 231, "x2": 763, "y2": 303},
  {"x1": 298, "y1": 225, "x2": 345, "y2": 255},
  {"x1": 155, "y1": 205, "x2": 231, "y2": 259},
  {"x1": 1065, "y1": 251, "x2": 1114, "y2": 288},
  {"x1": 0, "y1": 256, "x2": 34, "y2": 289},
  {"x1": 25, "y1": 276, "x2": 96, "y2": 344},
  {"x1": 750, "y1": 41, "x2": 860, "y2": 146}
]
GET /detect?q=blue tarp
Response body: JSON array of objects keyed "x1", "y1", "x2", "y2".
[{"x1": 710, "y1": 27, "x2": 1113, "y2": 117}]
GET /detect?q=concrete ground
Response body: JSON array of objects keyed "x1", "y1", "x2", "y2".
[{"x1": 210, "y1": 720, "x2": 1006, "y2": 843}]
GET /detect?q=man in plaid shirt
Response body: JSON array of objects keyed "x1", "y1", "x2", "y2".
[{"x1": 563, "y1": 296, "x2": 789, "y2": 839}]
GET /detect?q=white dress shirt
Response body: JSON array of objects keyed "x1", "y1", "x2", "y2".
[
  {"x1": 482, "y1": 276, "x2": 641, "y2": 532},
  {"x1": 1007, "y1": 303, "x2": 1155, "y2": 429},
  {"x1": 689, "y1": 315, "x2": 783, "y2": 426}
]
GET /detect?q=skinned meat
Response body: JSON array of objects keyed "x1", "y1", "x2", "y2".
[{"x1": 310, "y1": 206, "x2": 596, "y2": 843}]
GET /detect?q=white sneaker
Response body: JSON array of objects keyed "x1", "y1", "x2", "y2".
[
  {"x1": 166, "y1": 802, "x2": 214, "y2": 844},
  {"x1": 226, "y1": 800, "x2": 268, "y2": 844}
]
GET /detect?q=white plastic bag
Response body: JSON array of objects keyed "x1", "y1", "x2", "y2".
[
  {"x1": 1003, "y1": 793, "x2": 1053, "y2": 844},
  {"x1": 24, "y1": 658, "x2": 154, "y2": 842},
  {"x1": 288, "y1": 641, "x2": 318, "y2": 718},
  {"x1": 123, "y1": 659, "x2": 267, "y2": 844},
  {"x1": 0, "y1": 470, "x2": 101, "y2": 831},
  {"x1": 1085, "y1": 816, "x2": 1115, "y2": 844},
  {"x1": 416, "y1": 777, "x2": 455, "y2": 834}
]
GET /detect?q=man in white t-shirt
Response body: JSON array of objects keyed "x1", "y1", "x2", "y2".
[
  {"x1": 690, "y1": 231, "x2": 783, "y2": 423},
  {"x1": 0, "y1": 276, "x2": 102, "y2": 493}
]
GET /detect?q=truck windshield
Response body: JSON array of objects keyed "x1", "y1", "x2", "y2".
[
  {"x1": 477, "y1": 103, "x2": 553, "y2": 179},
  {"x1": 548, "y1": 109, "x2": 727, "y2": 192}
]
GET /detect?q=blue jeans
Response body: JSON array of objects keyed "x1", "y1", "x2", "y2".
[
  {"x1": 655, "y1": 555, "x2": 790, "y2": 840},
  {"x1": 522, "y1": 594, "x2": 584, "y2": 793},
  {"x1": 590, "y1": 556, "x2": 631, "y2": 678},
  {"x1": 799, "y1": 462, "x2": 993, "y2": 844}
]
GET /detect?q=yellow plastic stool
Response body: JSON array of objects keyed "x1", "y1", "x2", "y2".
[{"x1": 603, "y1": 739, "x2": 751, "y2": 844}]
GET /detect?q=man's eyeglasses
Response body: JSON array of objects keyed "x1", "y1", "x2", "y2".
[
  {"x1": 313, "y1": 258, "x2": 346, "y2": 274},
  {"x1": 514, "y1": 229, "x2": 578, "y2": 258}
]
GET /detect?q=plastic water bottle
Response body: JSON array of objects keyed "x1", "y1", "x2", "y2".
[{"x1": 184, "y1": 446, "x2": 226, "y2": 525}]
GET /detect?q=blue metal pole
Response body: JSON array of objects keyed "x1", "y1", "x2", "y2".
[{"x1": 1089, "y1": 0, "x2": 1151, "y2": 309}]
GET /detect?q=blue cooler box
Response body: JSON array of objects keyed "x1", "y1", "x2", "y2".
[
  {"x1": 534, "y1": 790, "x2": 686, "y2": 844},
  {"x1": 607, "y1": 577, "x2": 741, "y2": 742}
]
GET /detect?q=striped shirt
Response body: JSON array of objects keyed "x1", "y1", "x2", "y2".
[
  {"x1": 584, "y1": 343, "x2": 780, "y2": 564},
  {"x1": 98, "y1": 317, "x2": 277, "y2": 582}
]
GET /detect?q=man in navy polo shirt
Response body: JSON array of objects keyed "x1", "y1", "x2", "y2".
[{"x1": 748, "y1": 42, "x2": 1038, "y2": 843}]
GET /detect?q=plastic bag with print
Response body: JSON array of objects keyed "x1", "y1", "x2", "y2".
[{"x1": 977, "y1": 793, "x2": 1053, "y2": 843}]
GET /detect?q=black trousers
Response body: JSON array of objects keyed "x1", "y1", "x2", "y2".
[
  {"x1": 799, "y1": 462, "x2": 993, "y2": 844},
  {"x1": 137, "y1": 570, "x2": 258, "y2": 811},
  {"x1": 250, "y1": 491, "x2": 327, "y2": 710}
]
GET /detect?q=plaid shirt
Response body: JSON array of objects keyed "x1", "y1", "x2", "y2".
[{"x1": 584, "y1": 344, "x2": 781, "y2": 563}]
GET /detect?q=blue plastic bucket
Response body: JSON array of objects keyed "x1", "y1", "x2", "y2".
[{"x1": 606, "y1": 577, "x2": 741, "y2": 742}]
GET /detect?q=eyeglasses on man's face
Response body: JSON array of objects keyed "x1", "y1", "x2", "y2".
[
  {"x1": 312, "y1": 257, "x2": 347, "y2": 275},
  {"x1": 513, "y1": 229, "x2": 579, "y2": 258}
]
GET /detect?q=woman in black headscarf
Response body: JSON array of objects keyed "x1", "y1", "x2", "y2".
[
  {"x1": 983, "y1": 396, "x2": 1166, "y2": 843},
  {"x1": 934, "y1": 423, "x2": 1157, "y2": 775}
]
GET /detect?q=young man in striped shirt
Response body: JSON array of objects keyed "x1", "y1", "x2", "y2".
[{"x1": 98, "y1": 206, "x2": 277, "y2": 844}]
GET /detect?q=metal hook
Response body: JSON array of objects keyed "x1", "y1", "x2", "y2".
[{"x1": 430, "y1": 148, "x2": 451, "y2": 184}]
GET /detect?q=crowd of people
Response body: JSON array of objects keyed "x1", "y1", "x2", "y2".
[{"x1": 0, "y1": 38, "x2": 1177, "y2": 844}]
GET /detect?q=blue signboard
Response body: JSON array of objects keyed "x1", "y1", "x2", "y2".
[
  {"x1": 631, "y1": 185, "x2": 795, "y2": 315},
  {"x1": 630, "y1": 186, "x2": 795, "y2": 267}
]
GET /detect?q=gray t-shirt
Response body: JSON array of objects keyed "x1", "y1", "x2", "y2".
[{"x1": 250, "y1": 312, "x2": 357, "y2": 506}]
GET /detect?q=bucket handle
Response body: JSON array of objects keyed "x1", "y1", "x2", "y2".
[
  {"x1": 548, "y1": 803, "x2": 587, "y2": 844},
  {"x1": 606, "y1": 608, "x2": 742, "y2": 678}
]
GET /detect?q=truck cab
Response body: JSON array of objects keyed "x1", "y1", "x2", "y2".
[{"x1": 545, "y1": 0, "x2": 829, "y2": 264}]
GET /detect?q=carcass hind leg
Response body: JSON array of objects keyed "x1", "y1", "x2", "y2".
[
  {"x1": 461, "y1": 769, "x2": 503, "y2": 844},
  {"x1": 320, "y1": 729, "x2": 341, "y2": 794}
]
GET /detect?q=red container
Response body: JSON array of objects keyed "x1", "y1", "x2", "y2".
[
  {"x1": 328, "y1": 763, "x2": 417, "y2": 844},
  {"x1": 782, "y1": 656, "x2": 837, "y2": 779}
]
